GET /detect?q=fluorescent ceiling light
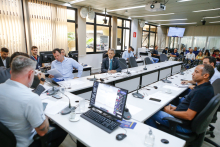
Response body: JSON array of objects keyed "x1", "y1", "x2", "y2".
[
  {"x1": 204, "y1": 16, "x2": 220, "y2": 19},
  {"x1": 209, "y1": 21, "x2": 220, "y2": 23},
  {"x1": 161, "y1": 22, "x2": 197, "y2": 25},
  {"x1": 107, "y1": 5, "x2": 145, "y2": 12},
  {"x1": 69, "y1": 0, "x2": 85, "y2": 4},
  {"x1": 193, "y1": 8, "x2": 220, "y2": 12},
  {"x1": 132, "y1": 13, "x2": 175, "y2": 17},
  {"x1": 177, "y1": 0, "x2": 192, "y2": 2},
  {"x1": 150, "y1": 18, "x2": 187, "y2": 22}
]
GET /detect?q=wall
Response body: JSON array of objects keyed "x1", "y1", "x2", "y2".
[{"x1": 184, "y1": 25, "x2": 220, "y2": 36}]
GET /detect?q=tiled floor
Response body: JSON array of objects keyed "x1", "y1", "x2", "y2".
[{"x1": 60, "y1": 113, "x2": 220, "y2": 147}]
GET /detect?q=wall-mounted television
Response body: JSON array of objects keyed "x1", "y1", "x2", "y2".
[{"x1": 167, "y1": 27, "x2": 185, "y2": 37}]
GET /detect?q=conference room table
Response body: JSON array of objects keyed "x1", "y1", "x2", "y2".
[
  {"x1": 42, "y1": 89, "x2": 186, "y2": 147},
  {"x1": 57, "y1": 61, "x2": 182, "y2": 100}
]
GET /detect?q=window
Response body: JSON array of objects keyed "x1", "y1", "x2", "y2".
[
  {"x1": 86, "y1": 13, "x2": 111, "y2": 53},
  {"x1": 67, "y1": 8, "x2": 77, "y2": 51},
  {"x1": 142, "y1": 24, "x2": 157, "y2": 49},
  {"x1": 117, "y1": 18, "x2": 131, "y2": 51},
  {"x1": 193, "y1": 36, "x2": 207, "y2": 50},
  {"x1": 181, "y1": 36, "x2": 192, "y2": 49},
  {"x1": 207, "y1": 37, "x2": 220, "y2": 50}
]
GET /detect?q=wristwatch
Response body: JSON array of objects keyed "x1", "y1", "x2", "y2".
[{"x1": 40, "y1": 78, "x2": 45, "y2": 82}]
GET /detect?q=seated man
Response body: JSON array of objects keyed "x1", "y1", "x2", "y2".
[
  {"x1": 145, "y1": 64, "x2": 214, "y2": 133},
  {"x1": 169, "y1": 48, "x2": 179, "y2": 61},
  {"x1": 162, "y1": 47, "x2": 168, "y2": 54},
  {"x1": 122, "y1": 46, "x2": 134, "y2": 60},
  {"x1": 30, "y1": 46, "x2": 42, "y2": 69},
  {"x1": 0, "y1": 47, "x2": 10, "y2": 68},
  {"x1": 193, "y1": 47, "x2": 199, "y2": 57},
  {"x1": 0, "y1": 56, "x2": 67, "y2": 147},
  {"x1": 186, "y1": 48, "x2": 195, "y2": 60},
  {"x1": 182, "y1": 56, "x2": 220, "y2": 88},
  {"x1": 180, "y1": 47, "x2": 187, "y2": 56},
  {"x1": 60, "y1": 49, "x2": 67, "y2": 57},
  {"x1": 101, "y1": 49, "x2": 121, "y2": 73},
  {"x1": 48, "y1": 48, "x2": 83, "y2": 81},
  {"x1": 151, "y1": 45, "x2": 160, "y2": 63}
]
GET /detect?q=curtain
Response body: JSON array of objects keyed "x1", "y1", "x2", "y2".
[
  {"x1": 28, "y1": 0, "x2": 67, "y2": 53},
  {"x1": 0, "y1": 0, "x2": 26, "y2": 55}
]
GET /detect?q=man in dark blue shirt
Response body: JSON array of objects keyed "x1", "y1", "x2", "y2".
[
  {"x1": 193, "y1": 47, "x2": 199, "y2": 57},
  {"x1": 30, "y1": 46, "x2": 42, "y2": 69},
  {"x1": 162, "y1": 47, "x2": 168, "y2": 54},
  {"x1": 145, "y1": 64, "x2": 214, "y2": 133},
  {"x1": 152, "y1": 45, "x2": 159, "y2": 57},
  {"x1": 170, "y1": 48, "x2": 179, "y2": 57}
]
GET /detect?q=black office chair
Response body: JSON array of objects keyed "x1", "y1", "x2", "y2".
[
  {"x1": 158, "y1": 94, "x2": 220, "y2": 147},
  {"x1": 159, "y1": 54, "x2": 168, "y2": 62},
  {"x1": 128, "y1": 57, "x2": 138, "y2": 68},
  {"x1": 118, "y1": 58, "x2": 127, "y2": 70},
  {"x1": 102, "y1": 51, "x2": 108, "y2": 59},
  {"x1": 144, "y1": 57, "x2": 152, "y2": 65},
  {"x1": 206, "y1": 79, "x2": 220, "y2": 139},
  {"x1": 0, "y1": 121, "x2": 57, "y2": 147}
]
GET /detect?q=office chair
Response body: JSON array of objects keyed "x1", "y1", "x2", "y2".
[
  {"x1": 206, "y1": 79, "x2": 220, "y2": 139},
  {"x1": 158, "y1": 94, "x2": 220, "y2": 147},
  {"x1": 102, "y1": 51, "x2": 108, "y2": 59},
  {"x1": 0, "y1": 121, "x2": 57, "y2": 147},
  {"x1": 159, "y1": 54, "x2": 168, "y2": 62},
  {"x1": 118, "y1": 58, "x2": 127, "y2": 70},
  {"x1": 144, "y1": 57, "x2": 152, "y2": 65},
  {"x1": 128, "y1": 57, "x2": 138, "y2": 68}
]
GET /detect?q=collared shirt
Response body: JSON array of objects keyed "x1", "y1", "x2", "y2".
[
  {"x1": 51, "y1": 57, "x2": 83, "y2": 80},
  {"x1": 30, "y1": 55, "x2": 41, "y2": 69},
  {"x1": 193, "y1": 50, "x2": 200, "y2": 57},
  {"x1": 210, "y1": 68, "x2": 220, "y2": 84},
  {"x1": 152, "y1": 49, "x2": 159, "y2": 57},
  {"x1": 162, "y1": 49, "x2": 167, "y2": 54},
  {"x1": 0, "y1": 79, "x2": 46, "y2": 147},
  {"x1": 171, "y1": 52, "x2": 179, "y2": 57},
  {"x1": 1, "y1": 57, "x2": 6, "y2": 67},
  {"x1": 122, "y1": 51, "x2": 134, "y2": 60},
  {"x1": 186, "y1": 53, "x2": 195, "y2": 60}
]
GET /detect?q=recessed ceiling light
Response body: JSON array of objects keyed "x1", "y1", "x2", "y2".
[
  {"x1": 193, "y1": 8, "x2": 220, "y2": 12},
  {"x1": 161, "y1": 22, "x2": 197, "y2": 25},
  {"x1": 204, "y1": 16, "x2": 220, "y2": 19},
  {"x1": 132, "y1": 13, "x2": 175, "y2": 17},
  {"x1": 150, "y1": 18, "x2": 187, "y2": 22},
  {"x1": 107, "y1": 5, "x2": 145, "y2": 12},
  {"x1": 69, "y1": 0, "x2": 85, "y2": 4},
  {"x1": 177, "y1": 0, "x2": 192, "y2": 2},
  {"x1": 128, "y1": 17, "x2": 131, "y2": 19},
  {"x1": 157, "y1": 24, "x2": 161, "y2": 26},
  {"x1": 209, "y1": 21, "x2": 220, "y2": 23}
]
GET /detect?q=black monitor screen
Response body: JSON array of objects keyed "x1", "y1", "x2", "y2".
[
  {"x1": 90, "y1": 81, "x2": 128, "y2": 120},
  {"x1": 39, "y1": 51, "x2": 55, "y2": 63}
]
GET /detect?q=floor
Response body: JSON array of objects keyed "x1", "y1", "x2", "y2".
[{"x1": 59, "y1": 113, "x2": 220, "y2": 147}]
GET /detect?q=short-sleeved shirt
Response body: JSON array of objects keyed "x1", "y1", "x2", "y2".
[
  {"x1": 171, "y1": 52, "x2": 179, "y2": 57},
  {"x1": 212, "y1": 54, "x2": 220, "y2": 61},
  {"x1": 0, "y1": 79, "x2": 46, "y2": 147},
  {"x1": 210, "y1": 68, "x2": 220, "y2": 84},
  {"x1": 186, "y1": 53, "x2": 195, "y2": 60},
  {"x1": 152, "y1": 49, "x2": 158, "y2": 56},
  {"x1": 122, "y1": 51, "x2": 134, "y2": 60},
  {"x1": 51, "y1": 57, "x2": 83, "y2": 80},
  {"x1": 162, "y1": 49, "x2": 167, "y2": 54},
  {"x1": 175, "y1": 82, "x2": 214, "y2": 125},
  {"x1": 193, "y1": 50, "x2": 200, "y2": 57}
]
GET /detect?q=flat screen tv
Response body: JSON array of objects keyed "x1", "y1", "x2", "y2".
[{"x1": 167, "y1": 27, "x2": 185, "y2": 37}]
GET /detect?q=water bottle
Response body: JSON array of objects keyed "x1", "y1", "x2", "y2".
[{"x1": 144, "y1": 128, "x2": 155, "y2": 147}]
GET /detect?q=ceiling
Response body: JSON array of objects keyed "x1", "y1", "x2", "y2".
[{"x1": 49, "y1": 0, "x2": 220, "y2": 26}]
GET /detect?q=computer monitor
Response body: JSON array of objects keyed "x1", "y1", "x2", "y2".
[
  {"x1": 68, "y1": 51, "x2": 78, "y2": 62},
  {"x1": 90, "y1": 81, "x2": 128, "y2": 120},
  {"x1": 39, "y1": 51, "x2": 55, "y2": 63},
  {"x1": 115, "y1": 50, "x2": 121, "y2": 58}
]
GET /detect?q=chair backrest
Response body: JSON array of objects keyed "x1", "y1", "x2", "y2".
[
  {"x1": 0, "y1": 121, "x2": 16, "y2": 147},
  {"x1": 212, "y1": 78, "x2": 220, "y2": 96},
  {"x1": 118, "y1": 58, "x2": 127, "y2": 70},
  {"x1": 159, "y1": 54, "x2": 168, "y2": 62},
  {"x1": 145, "y1": 57, "x2": 152, "y2": 65},
  {"x1": 102, "y1": 51, "x2": 108, "y2": 58},
  {"x1": 191, "y1": 94, "x2": 220, "y2": 134},
  {"x1": 128, "y1": 57, "x2": 138, "y2": 68}
]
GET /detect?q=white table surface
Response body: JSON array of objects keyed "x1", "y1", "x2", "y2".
[{"x1": 42, "y1": 92, "x2": 186, "y2": 147}]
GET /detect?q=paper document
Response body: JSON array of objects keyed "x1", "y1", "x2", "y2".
[
  {"x1": 57, "y1": 79, "x2": 85, "y2": 87},
  {"x1": 47, "y1": 69, "x2": 63, "y2": 78},
  {"x1": 174, "y1": 84, "x2": 189, "y2": 88},
  {"x1": 144, "y1": 91, "x2": 174, "y2": 101},
  {"x1": 163, "y1": 85, "x2": 181, "y2": 91},
  {"x1": 126, "y1": 104, "x2": 142, "y2": 115}
]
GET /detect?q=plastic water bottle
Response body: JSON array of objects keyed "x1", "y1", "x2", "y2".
[{"x1": 144, "y1": 128, "x2": 155, "y2": 147}]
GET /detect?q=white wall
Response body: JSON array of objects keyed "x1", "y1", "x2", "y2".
[{"x1": 130, "y1": 19, "x2": 138, "y2": 53}]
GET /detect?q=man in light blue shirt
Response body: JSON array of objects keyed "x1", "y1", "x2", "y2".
[
  {"x1": 122, "y1": 46, "x2": 134, "y2": 60},
  {"x1": 49, "y1": 48, "x2": 83, "y2": 81}
]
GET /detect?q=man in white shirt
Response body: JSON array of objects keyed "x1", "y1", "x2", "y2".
[
  {"x1": 186, "y1": 48, "x2": 195, "y2": 60},
  {"x1": 122, "y1": 46, "x2": 134, "y2": 60},
  {"x1": 0, "y1": 56, "x2": 67, "y2": 147}
]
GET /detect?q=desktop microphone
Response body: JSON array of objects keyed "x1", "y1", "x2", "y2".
[
  {"x1": 143, "y1": 60, "x2": 147, "y2": 70},
  {"x1": 60, "y1": 92, "x2": 76, "y2": 115},
  {"x1": 180, "y1": 64, "x2": 185, "y2": 75},
  {"x1": 161, "y1": 73, "x2": 172, "y2": 83},
  {"x1": 123, "y1": 107, "x2": 131, "y2": 120},
  {"x1": 132, "y1": 85, "x2": 144, "y2": 99},
  {"x1": 89, "y1": 74, "x2": 97, "y2": 81},
  {"x1": 118, "y1": 59, "x2": 130, "y2": 74}
]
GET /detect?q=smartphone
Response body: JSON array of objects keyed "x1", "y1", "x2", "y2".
[
  {"x1": 149, "y1": 98, "x2": 161, "y2": 102},
  {"x1": 52, "y1": 94, "x2": 62, "y2": 99}
]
